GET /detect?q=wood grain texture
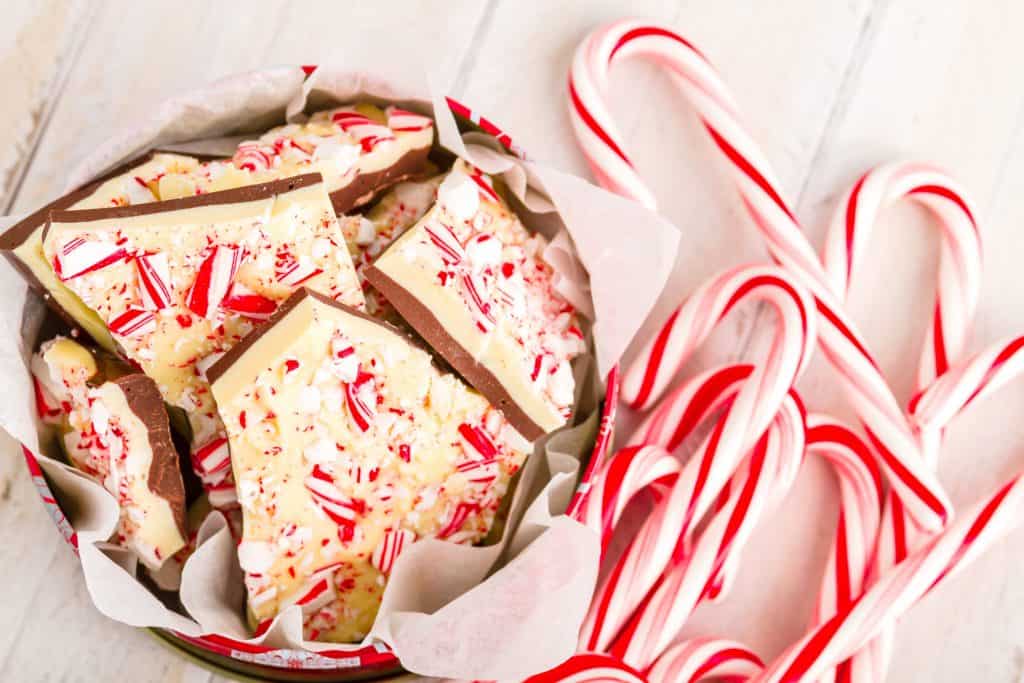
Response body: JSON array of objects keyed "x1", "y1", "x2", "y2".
[{"x1": 3, "y1": 1, "x2": 1024, "y2": 681}]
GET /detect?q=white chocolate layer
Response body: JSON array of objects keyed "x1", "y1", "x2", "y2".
[
  {"x1": 369, "y1": 161, "x2": 584, "y2": 437},
  {"x1": 11, "y1": 153, "x2": 203, "y2": 353},
  {"x1": 43, "y1": 178, "x2": 365, "y2": 449},
  {"x1": 210, "y1": 291, "x2": 531, "y2": 642},
  {"x1": 32, "y1": 337, "x2": 186, "y2": 571}
]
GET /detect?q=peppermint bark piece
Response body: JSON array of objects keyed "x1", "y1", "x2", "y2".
[
  {"x1": 0, "y1": 152, "x2": 206, "y2": 353},
  {"x1": 338, "y1": 173, "x2": 444, "y2": 319},
  {"x1": 158, "y1": 104, "x2": 434, "y2": 215},
  {"x1": 42, "y1": 174, "x2": 365, "y2": 507},
  {"x1": 31, "y1": 337, "x2": 187, "y2": 572},
  {"x1": 365, "y1": 162, "x2": 585, "y2": 440},
  {"x1": 208, "y1": 289, "x2": 532, "y2": 642}
]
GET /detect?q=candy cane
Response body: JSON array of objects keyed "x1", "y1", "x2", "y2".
[
  {"x1": 523, "y1": 652, "x2": 647, "y2": 683},
  {"x1": 580, "y1": 265, "x2": 815, "y2": 654},
  {"x1": 607, "y1": 392, "x2": 806, "y2": 669},
  {"x1": 754, "y1": 335, "x2": 1024, "y2": 682},
  {"x1": 626, "y1": 364, "x2": 756, "y2": 453},
  {"x1": 821, "y1": 162, "x2": 982, "y2": 393},
  {"x1": 576, "y1": 444, "x2": 681, "y2": 554},
  {"x1": 805, "y1": 415, "x2": 883, "y2": 683},
  {"x1": 570, "y1": 18, "x2": 950, "y2": 532},
  {"x1": 754, "y1": 471, "x2": 1024, "y2": 683},
  {"x1": 821, "y1": 163, "x2": 982, "y2": 681},
  {"x1": 646, "y1": 637, "x2": 763, "y2": 683},
  {"x1": 909, "y1": 335, "x2": 1024, "y2": 435}
]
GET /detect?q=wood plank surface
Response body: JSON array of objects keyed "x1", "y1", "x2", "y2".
[{"x1": 1, "y1": 1, "x2": 1023, "y2": 681}]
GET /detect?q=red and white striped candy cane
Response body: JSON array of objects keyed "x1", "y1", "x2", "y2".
[
  {"x1": 523, "y1": 652, "x2": 647, "y2": 683},
  {"x1": 626, "y1": 364, "x2": 757, "y2": 453},
  {"x1": 821, "y1": 162, "x2": 982, "y2": 393},
  {"x1": 804, "y1": 415, "x2": 884, "y2": 683},
  {"x1": 570, "y1": 18, "x2": 950, "y2": 532},
  {"x1": 607, "y1": 392, "x2": 806, "y2": 669},
  {"x1": 602, "y1": 413, "x2": 881, "y2": 680},
  {"x1": 576, "y1": 444, "x2": 681, "y2": 555},
  {"x1": 647, "y1": 637, "x2": 763, "y2": 683},
  {"x1": 909, "y1": 335, "x2": 1024, "y2": 435},
  {"x1": 821, "y1": 162, "x2": 982, "y2": 681},
  {"x1": 753, "y1": 470, "x2": 1024, "y2": 683},
  {"x1": 754, "y1": 336, "x2": 1024, "y2": 682},
  {"x1": 580, "y1": 265, "x2": 815, "y2": 653}
]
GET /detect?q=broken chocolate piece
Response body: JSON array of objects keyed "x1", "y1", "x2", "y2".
[
  {"x1": 208, "y1": 288, "x2": 532, "y2": 642},
  {"x1": 42, "y1": 174, "x2": 365, "y2": 509},
  {"x1": 32, "y1": 336, "x2": 187, "y2": 571},
  {"x1": 0, "y1": 152, "x2": 209, "y2": 352},
  {"x1": 365, "y1": 161, "x2": 585, "y2": 440},
  {"x1": 229, "y1": 103, "x2": 434, "y2": 214}
]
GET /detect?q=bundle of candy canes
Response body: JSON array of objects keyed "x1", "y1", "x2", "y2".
[{"x1": 525, "y1": 18, "x2": 1024, "y2": 683}]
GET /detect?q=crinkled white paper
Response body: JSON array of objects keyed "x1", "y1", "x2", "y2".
[{"x1": 0, "y1": 67, "x2": 678, "y2": 680}]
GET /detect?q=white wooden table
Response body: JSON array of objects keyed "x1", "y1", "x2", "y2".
[{"x1": 2, "y1": 1, "x2": 1024, "y2": 681}]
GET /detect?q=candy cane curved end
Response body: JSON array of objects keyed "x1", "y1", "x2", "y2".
[
  {"x1": 647, "y1": 637, "x2": 763, "y2": 683},
  {"x1": 822, "y1": 162, "x2": 983, "y2": 389},
  {"x1": 524, "y1": 652, "x2": 648, "y2": 683},
  {"x1": 622, "y1": 264, "x2": 816, "y2": 411}
]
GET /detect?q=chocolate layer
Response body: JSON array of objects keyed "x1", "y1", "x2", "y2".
[
  {"x1": 363, "y1": 266, "x2": 546, "y2": 441},
  {"x1": 206, "y1": 288, "x2": 316, "y2": 385},
  {"x1": 0, "y1": 150, "x2": 222, "y2": 336},
  {"x1": 207, "y1": 287, "x2": 430, "y2": 387},
  {"x1": 0, "y1": 149, "x2": 220, "y2": 254},
  {"x1": 327, "y1": 146, "x2": 431, "y2": 215},
  {"x1": 110, "y1": 374, "x2": 188, "y2": 539},
  {"x1": 46, "y1": 173, "x2": 323, "y2": 228}
]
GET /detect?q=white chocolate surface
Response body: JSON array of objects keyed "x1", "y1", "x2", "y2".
[{"x1": 211, "y1": 292, "x2": 531, "y2": 642}]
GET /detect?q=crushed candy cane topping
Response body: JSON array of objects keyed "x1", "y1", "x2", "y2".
[
  {"x1": 378, "y1": 160, "x2": 585, "y2": 429},
  {"x1": 213, "y1": 293, "x2": 531, "y2": 642},
  {"x1": 30, "y1": 337, "x2": 185, "y2": 570},
  {"x1": 44, "y1": 178, "x2": 365, "y2": 510}
]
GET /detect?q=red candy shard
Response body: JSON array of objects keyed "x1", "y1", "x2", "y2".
[
  {"x1": 306, "y1": 465, "x2": 362, "y2": 529},
  {"x1": 32, "y1": 376, "x2": 63, "y2": 422},
  {"x1": 468, "y1": 169, "x2": 500, "y2": 203},
  {"x1": 343, "y1": 371, "x2": 376, "y2": 432},
  {"x1": 456, "y1": 457, "x2": 500, "y2": 486},
  {"x1": 385, "y1": 106, "x2": 434, "y2": 132},
  {"x1": 275, "y1": 255, "x2": 323, "y2": 288},
  {"x1": 437, "y1": 502, "x2": 478, "y2": 540},
  {"x1": 186, "y1": 245, "x2": 241, "y2": 319},
  {"x1": 55, "y1": 237, "x2": 129, "y2": 281},
  {"x1": 108, "y1": 307, "x2": 156, "y2": 338},
  {"x1": 232, "y1": 142, "x2": 276, "y2": 172},
  {"x1": 457, "y1": 423, "x2": 499, "y2": 460},
  {"x1": 135, "y1": 252, "x2": 173, "y2": 310},
  {"x1": 331, "y1": 111, "x2": 396, "y2": 152},
  {"x1": 222, "y1": 284, "x2": 278, "y2": 321},
  {"x1": 460, "y1": 271, "x2": 495, "y2": 333},
  {"x1": 424, "y1": 224, "x2": 466, "y2": 265},
  {"x1": 371, "y1": 528, "x2": 415, "y2": 574},
  {"x1": 191, "y1": 436, "x2": 231, "y2": 479}
]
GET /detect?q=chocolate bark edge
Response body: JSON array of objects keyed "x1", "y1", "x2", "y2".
[
  {"x1": 206, "y1": 288, "x2": 403, "y2": 384},
  {"x1": 205, "y1": 288, "x2": 315, "y2": 385},
  {"x1": 110, "y1": 374, "x2": 188, "y2": 540},
  {"x1": 46, "y1": 172, "x2": 324, "y2": 228},
  {"x1": 0, "y1": 149, "x2": 221, "y2": 253},
  {"x1": 363, "y1": 266, "x2": 546, "y2": 442},
  {"x1": 207, "y1": 287, "x2": 455, "y2": 391},
  {"x1": 0, "y1": 149, "x2": 224, "y2": 336},
  {"x1": 328, "y1": 146, "x2": 431, "y2": 215}
]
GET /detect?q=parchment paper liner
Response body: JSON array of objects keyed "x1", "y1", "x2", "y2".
[{"x1": 0, "y1": 67, "x2": 680, "y2": 680}]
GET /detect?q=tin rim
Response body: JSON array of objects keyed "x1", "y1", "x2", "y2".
[{"x1": 23, "y1": 81, "x2": 620, "y2": 679}]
